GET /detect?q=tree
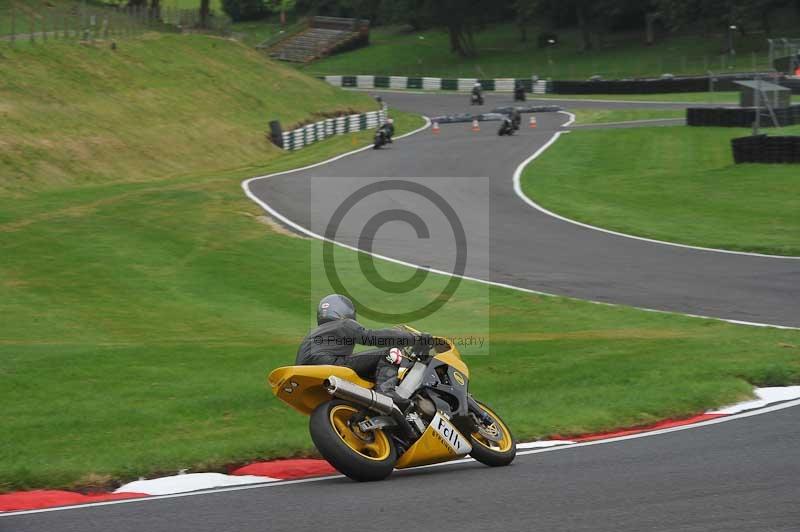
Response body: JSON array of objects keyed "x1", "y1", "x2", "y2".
[
  {"x1": 267, "y1": 0, "x2": 296, "y2": 24},
  {"x1": 222, "y1": 0, "x2": 267, "y2": 22},
  {"x1": 200, "y1": 0, "x2": 210, "y2": 27},
  {"x1": 655, "y1": 0, "x2": 791, "y2": 35},
  {"x1": 515, "y1": 0, "x2": 538, "y2": 42}
]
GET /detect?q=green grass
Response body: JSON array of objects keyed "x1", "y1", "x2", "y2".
[
  {"x1": 2, "y1": 130, "x2": 799, "y2": 492},
  {"x1": 231, "y1": 19, "x2": 282, "y2": 47},
  {"x1": 571, "y1": 108, "x2": 685, "y2": 125},
  {"x1": 521, "y1": 125, "x2": 800, "y2": 256},
  {"x1": 163, "y1": 0, "x2": 223, "y2": 13},
  {"x1": 303, "y1": 23, "x2": 791, "y2": 79},
  {"x1": 531, "y1": 92, "x2": 743, "y2": 103},
  {"x1": 0, "y1": 33, "x2": 376, "y2": 194},
  {"x1": 2, "y1": 32, "x2": 800, "y2": 493},
  {"x1": 0, "y1": 0, "x2": 81, "y2": 35}
]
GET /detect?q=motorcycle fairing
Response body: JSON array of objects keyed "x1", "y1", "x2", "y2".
[
  {"x1": 268, "y1": 365, "x2": 374, "y2": 415},
  {"x1": 395, "y1": 411, "x2": 472, "y2": 468}
]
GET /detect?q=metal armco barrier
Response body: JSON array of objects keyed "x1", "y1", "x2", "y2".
[
  {"x1": 324, "y1": 75, "x2": 549, "y2": 94},
  {"x1": 323, "y1": 72, "x2": 797, "y2": 95},
  {"x1": 731, "y1": 135, "x2": 800, "y2": 163},
  {"x1": 270, "y1": 106, "x2": 387, "y2": 151}
]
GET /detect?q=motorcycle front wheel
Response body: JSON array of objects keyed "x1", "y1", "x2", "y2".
[
  {"x1": 468, "y1": 401, "x2": 516, "y2": 467},
  {"x1": 309, "y1": 400, "x2": 397, "y2": 481}
]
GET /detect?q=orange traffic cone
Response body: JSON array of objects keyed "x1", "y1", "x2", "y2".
[
  {"x1": 529, "y1": 115, "x2": 537, "y2": 129},
  {"x1": 471, "y1": 119, "x2": 480, "y2": 132},
  {"x1": 432, "y1": 121, "x2": 440, "y2": 134}
]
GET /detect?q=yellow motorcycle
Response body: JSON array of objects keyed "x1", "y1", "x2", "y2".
[{"x1": 268, "y1": 327, "x2": 516, "y2": 481}]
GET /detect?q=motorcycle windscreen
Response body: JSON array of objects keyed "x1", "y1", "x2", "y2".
[{"x1": 395, "y1": 412, "x2": 472, "y2": 468}]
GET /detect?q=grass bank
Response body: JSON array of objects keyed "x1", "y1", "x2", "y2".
[
  {"x1": 521, "y1": 125, "x2": 800, "y2": 256},
  {"x1": 0, "y1": 33, "x2": 376, "y2": 194}
]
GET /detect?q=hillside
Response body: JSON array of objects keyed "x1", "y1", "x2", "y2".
[{"x1": 0, "y1": 33, "x2": 377, "y2": 193}]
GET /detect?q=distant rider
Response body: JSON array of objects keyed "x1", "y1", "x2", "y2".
[
  {"x1": 510, "y1": 108, "x2": 521, "y2": 130},
  {"x1": 380, "y1": 118, "x2": 395, "y2": 143},
  {"x1": 296, "y1": 294, "x2": 431, "y2": 406},
  {"x1": 471, "y1": 82, "x2": 483, "y2": 104},
  {"x1": 514, "y1": 80, "x2": 526, "y2": 101}
]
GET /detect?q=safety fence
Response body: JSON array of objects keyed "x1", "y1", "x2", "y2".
[
  {"x1": 731, "y1": 135, "x2": 800, "y2": 163},
  {"x1": 687, "y1": 105, "x2": 800, "y2": 127},
  {"x1": 270, "y1": 107, "x2": 387, "y2": 151},
  {"x1": 320, "y1": 73, "x2": 800, "y2": 96},
  {"x1": 322, "y1": 75, "x2": 550, "y2": 94},
  {"x1": 0, "y1": 3, "x2": 231, "y2": 46}
]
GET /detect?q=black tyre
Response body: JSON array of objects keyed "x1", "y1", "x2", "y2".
[
  {"x1": 468, "y1": 401, "x2": 516, "y2": 467},
  {"x1": 309, "y1": 400, "x2": 397, "y2": 481}
]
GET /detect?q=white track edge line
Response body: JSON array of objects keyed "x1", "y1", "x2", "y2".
[
  {"x1": 512, "y1": 130, "x2": 800, "y2": 261},
  {"x1": 558, "y1": 110, "x2": 576, "y2": 127},
  {"x1": 567, "y1": 117, "x2": 686, "y2": 127},
  {"x1": 242, "y1": 111, "x2": 798, "y2": 330},
  {"x1": 5, "y1": 397, "x2": 800, "y2": 517}
]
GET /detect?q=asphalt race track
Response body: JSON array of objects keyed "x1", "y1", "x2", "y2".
[
  {"x1": 5, "y1": 405, "x2": 800, "y2": 532},
  {"x1": 5, "y1": 92, "x2": 799, "y2": 532},
  {"x1": 250, "y1": 91, "x2": 800, "y2": 327}
]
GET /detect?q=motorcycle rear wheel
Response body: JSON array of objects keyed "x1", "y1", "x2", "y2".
[
  {"x1": 468, "y1": 401, "x2": 516, "y2": 467},
  {"x1": 310, "y1": 400, "x2": 397, "y2": 481}
]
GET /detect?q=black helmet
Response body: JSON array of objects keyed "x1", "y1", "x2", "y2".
[{"x1": 317, "y1": 294, "x2": 356, "y2": 325}]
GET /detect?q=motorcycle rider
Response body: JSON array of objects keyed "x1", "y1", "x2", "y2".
[
  {"x1": 296, "y1": 294, "x2": 431, "y2": 407},
  {"x1": 510, "y1": 108, "x2": 521, "y2": 130},
  {"x1": 380, "y1": 118, "x2": 395, "y2": 143},
  {"x1": 498, "y1": 115, "x2": 514, "y2": 135},
  {"x1": 514, "y1": 80, "x2": 526, "y2": 101},
  {"x1": 471, "y1": 82, "x2": 483, "y2": 104}
]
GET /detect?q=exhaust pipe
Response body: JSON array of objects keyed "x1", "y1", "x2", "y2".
[
  {"x1": 324, "y1": 376, "x2": 419, "y2": 438},
  {"x1": 324, "y1": 376, "x2": 395, "y2": 415}
]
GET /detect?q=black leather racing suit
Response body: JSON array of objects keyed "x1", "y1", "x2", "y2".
[
  {"x1": 296, "y1": 319, "x2": 418, "y2": 394},
  {"x1": 379, "y1": 123, "x2": 394, "y2": 142}
]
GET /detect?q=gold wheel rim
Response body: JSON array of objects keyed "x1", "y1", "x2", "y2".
[
  {"x1": 471, "y1": 403, "x2": 513, "y2": 453},
  {"x1": 329, "y1": 404, "x2": 391, "y2": 461}
]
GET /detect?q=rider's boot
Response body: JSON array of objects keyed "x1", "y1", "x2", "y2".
[{"x1": 375, "y1": 361, "x2": 411, "y2": 410}]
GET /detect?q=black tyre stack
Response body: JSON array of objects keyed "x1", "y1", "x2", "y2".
[{"x1": 731, "y1": 134, "x2": 800, "y2": 164}]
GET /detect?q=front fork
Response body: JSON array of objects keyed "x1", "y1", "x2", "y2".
[{"x1": 467, "y1": 395, "x2": 493, "y2": 426}]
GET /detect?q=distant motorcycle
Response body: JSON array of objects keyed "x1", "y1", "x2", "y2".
[
  {"x1": 514, "y1": 84, "x2": 526, "y2": 102},
  {"x1": 373, "y1": 128, "x2": 389, "y2": 149},
  {"x1": 498, "y1": 117, "x2": 515, "y2": 136},
  {"x1": 470, "y1": 92, "x2": 484, "y2": 106},
  {"x1": 510, "y1": 110, "x2": 521, "y2": 131}
]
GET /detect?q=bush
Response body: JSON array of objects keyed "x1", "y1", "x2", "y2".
[{"x1": 221, "y1": 0, "x2": 267, "y2": 22}]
